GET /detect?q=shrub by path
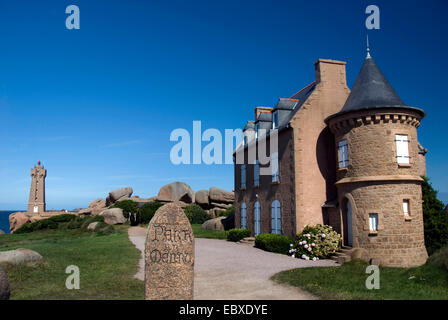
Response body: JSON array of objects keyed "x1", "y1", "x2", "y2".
[{"x1": 128, "y1": 226, "x2": 338, "y2": 300}]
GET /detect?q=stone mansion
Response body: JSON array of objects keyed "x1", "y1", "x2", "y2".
[{"x1": 233, "y1": 49, "x2": 428, "y2": 267}]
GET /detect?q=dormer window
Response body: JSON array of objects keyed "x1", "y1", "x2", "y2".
[{"x1": 273, "y1": 111, "x2": 279, "y2": 129}]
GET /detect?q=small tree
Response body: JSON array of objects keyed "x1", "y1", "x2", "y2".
[{"x1": 422, "y1": 177, "x2": 448, "y2": 255}]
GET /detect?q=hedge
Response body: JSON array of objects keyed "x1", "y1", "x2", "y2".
[
  {"x1": 184, "y1": 205, "x2": 211, "y2": 224},
  {"x1": 227, "y1": 228, "x2": 251, "y2": 242},
  {"x1": 255, "y1": 233, "x2": 293, "y2": 254}
]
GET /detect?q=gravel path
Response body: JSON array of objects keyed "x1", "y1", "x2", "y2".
[{"x1": 128, "y1": 226, "x2": 339, "y2": 300}]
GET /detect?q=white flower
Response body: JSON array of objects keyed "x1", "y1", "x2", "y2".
[
  {"x1": 290, "y1": 243, "x2": 293, "y2": 247},
  {"x1": 304, "y1": 244, "x2": 309, "y2": 249},
  {"x1": 312, "y1": 257, "x2": 317, "y2": 261},
  {"x1": 311, "y1": 243, "x2": 316, "y2": 247},
  {"x1": 292, "y1": 254, "x2": 295, "y2": 258},
  {"x1": 305, "y1": 256, "x2": 310, "y2": 260},
  {"x1": 303, "y1": 240, "x2": 307, "y2": 244},
  {"x1": 301, "y1": 254, "x2": 307, "y2": 259},
  {"x1": 299, "y1": 241, "x2": 303, "y2": 245},
  {"x1": 321, "y1": 233, "x2": 326, "y2": 238},
  {"x1": 307, "y1": 247, "x2": 312, "y2": 252}
]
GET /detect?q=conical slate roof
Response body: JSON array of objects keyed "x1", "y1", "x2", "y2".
[{"x1": 331, "y1": 56, "x2": 424, "y2": 118}]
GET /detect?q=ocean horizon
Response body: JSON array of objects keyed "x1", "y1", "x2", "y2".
[{"x1": 0, "y1": 210, "x2": 24, "y2": 234}]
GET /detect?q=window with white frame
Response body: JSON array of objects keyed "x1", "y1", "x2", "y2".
[
  {"x1": 255, "y1": 123, "x2": 259, "y2": 138},
  {"x1": 241, "y1": 164, "x2": 246, "y2": 189},
  {"x1": 271, "y1": 152, "x2": 279, "y2": 182},
  {"x1": 403, "y1": 200, "x2": 410, "y2": 217},
  {"x1": 243, "y1": 135, "x2": 247, "y2": 146},
  {"x1": 254, "y1": 160, "x2": 260, "y2": 187},
  {"x1": 241, "y1": 203, "x2": 247, "y2": 228},
  {"x1": 369, "y1": 213, "x2": 378, "y2": 232},
  {"x1": 271, "y1": 200, "x2": 281, "y2": 234},
  {"x1": 338, "y1": 140, "x2": 349, "y2": 168},
  {"x1": 395, "y1": 134, "x2": 410, "y2": 164},
  {"x1": 272, "y1": 111, "x2": 279, "y2": 129}
]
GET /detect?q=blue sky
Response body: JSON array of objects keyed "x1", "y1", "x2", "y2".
[{"x1": 0, "y1": 0, "x2": 447, "y2": 210}]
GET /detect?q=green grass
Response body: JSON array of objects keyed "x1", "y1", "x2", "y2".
[
  {"x1": 271, "y1": 259, "x2": 448, "y2": 300},
  {"x1": 0, "y1": 228, "x2": 143, "y2": 300},
  {"x1": 191, "y1": 224, "x2": 228, "y2": 240}
]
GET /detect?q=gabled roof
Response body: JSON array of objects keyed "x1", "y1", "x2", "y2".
[{"x1": 329, "y1": 56, "x2": 425, "y2": 119}]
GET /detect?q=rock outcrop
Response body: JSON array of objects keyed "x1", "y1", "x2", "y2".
[
  {"x1": 89, "y1": 198, "x2": 106, "y2": 208},
  {"x1": 0, "y1": 266, "x2": 10, "y2": 300},
  {"x1": 0, "y1": 248, "x2": 43, "y2": 265},
  {"x1": 0, "y1": 230, "x2": 5, "y2": 235},
  {"x1": 157, "y1": 182, "x2": 195, "y2": 203},
  {"x1": 99, "y1": 208, "x2": 126, "y2": 225},
  {"x1": 209, "y1": 187, "x2": 234, "y2": 203},
  {"x1": 201, "y1": 217, "x2": 225, "y2": 231},
  {"x1": 9, "y1": 212, "x2": 31, "y2": 233},
  {"x1": 106, "y1": 187, "x2": 133, "y2": 206},
  {"x1": 87, "y1": 222, "x2": 100, "y2": 231},
  {"x1": 195, "y1": 190, "x2": 210, "y2": 206}
]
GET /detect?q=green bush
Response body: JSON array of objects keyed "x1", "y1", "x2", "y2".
[
  {"x1": 47, "y1": 214, "x2": 77, "y2": 223},
  {"x1": 139, "y1": 201, "x2": 164, "y2": 224},
  {"x1": 110, "y1": 200, "x2": 139, "y2": 219},
  {"x1": 427, "y1": 246, "x2": 448, "y2": 271},
  {"x1": 291, "y1": 224, "x2": 341, "y2": 260},
  {"x1": 184, "y1": 205, "x2": 211, "y2": 224},
  {"x1": 227, "y1": 228, "x2": 251, "y2": 242},
  {"x1": 219, "y1": 205, "x2": 235, "y2": 217},
  {"x1": 255, "y1": 233, "x2": 294, "y2": 254},
  {"x1": 80, "y1": 215, "x2": 105, "y2": 229},
  {"x1": 15, "y1": 218, "x2": 58, "y2": 234},
  {"x1": 422, "y1": 177, "x2": 448, "y2": 255},
  {"x1": 96, "y1": 223, "x2": 115, "y2": 236}
]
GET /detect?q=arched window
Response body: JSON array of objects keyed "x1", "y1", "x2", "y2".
[
  {"x1": 254, "y1": 201, "x2": 261, "y2": 236},
  {"x1": 241, "y1": 203, "x2": 247, "y2": 229},
  {"x1": 271, "y1": 200, "x2": 281, "y2": 234}
]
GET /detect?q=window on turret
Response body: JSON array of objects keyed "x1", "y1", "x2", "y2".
[
  {"x1": 369, "y1": 213, "x2": 378, "y2": 232},
  {"x1": 255, "y1": 123, "x2": 260, "y2": 139},
  {"x1": 338, "y1": 140, "x2": 349, "y2": 168},
  {"x1": 241, "y1": 165, "x2": 246, "y2": 189},
  {"x1": 403, "y1": 200, "x2": 410, "y2": 217},
  {"x1": 395, "y1": 134, "x2": 410, "y2": 164}
]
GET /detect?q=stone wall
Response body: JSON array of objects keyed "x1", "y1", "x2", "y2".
[
  {"x1": 328, "y1": 108, "x2": 428, "y2": 267},
  {"x1": 290, "y1": 59, "x2": 350, "y2": 233},
  {"x1": 234, "y1": 128, "x2": 297, "y2": 237},
  {"x1": 338, "y1": 181, "x2": 428, "y2": 267}
]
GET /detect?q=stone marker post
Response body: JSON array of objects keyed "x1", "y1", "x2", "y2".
[{"x1": 144, "y1": 203, "x2": 194, "y2": 300}]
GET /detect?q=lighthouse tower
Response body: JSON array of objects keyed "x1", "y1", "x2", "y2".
[{"x1": 27, "y1": 161, "x2": 47, "y2": 214}]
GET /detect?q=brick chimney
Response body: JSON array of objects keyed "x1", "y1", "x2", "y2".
[
  {"x1": 314, "y1": 59, "x2": 347, "y2": 88},
  {"x1": 254, "y1": 106, "x2": 273, "y2": 120}
]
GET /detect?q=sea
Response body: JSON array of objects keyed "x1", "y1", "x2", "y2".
[{"x1": 0, "y1": 211, "x2": 22, "y2": 234}]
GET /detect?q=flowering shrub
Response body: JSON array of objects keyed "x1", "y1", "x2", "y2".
[{"x1": 289, "y1": 224, "x2": 341, "y2": 261}]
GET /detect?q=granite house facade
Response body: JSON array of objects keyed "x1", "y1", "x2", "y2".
[{"x1": 233, "y1": 50, "x2": 428, "y2": 267}]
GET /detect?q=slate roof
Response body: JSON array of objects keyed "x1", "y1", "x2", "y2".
[{"x1": 327, "y1": 56, "x2": 425, "y2": 120}]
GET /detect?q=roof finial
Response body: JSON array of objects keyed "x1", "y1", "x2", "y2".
[{"x1": 366, "y1": 34, "x2": 371, "y2": 59}]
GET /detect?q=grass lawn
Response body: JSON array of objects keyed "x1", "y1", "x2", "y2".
[
  {"x1": 191, "y1": 224, "x2": 228, "y2": 240},
  {"x1": 0, "y1": 227, "x2": 144, "y2": 300},
  {"x1": 272, "y1": 259, "x2": 448, "y2": 300}
]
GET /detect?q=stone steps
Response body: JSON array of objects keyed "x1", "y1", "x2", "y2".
[
  {"x1": 239, "y1": 237, "x2": 255, "y2": 246},
  {"x1": 330, "y1": 246, "x2": 353, "y2": 265}
]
